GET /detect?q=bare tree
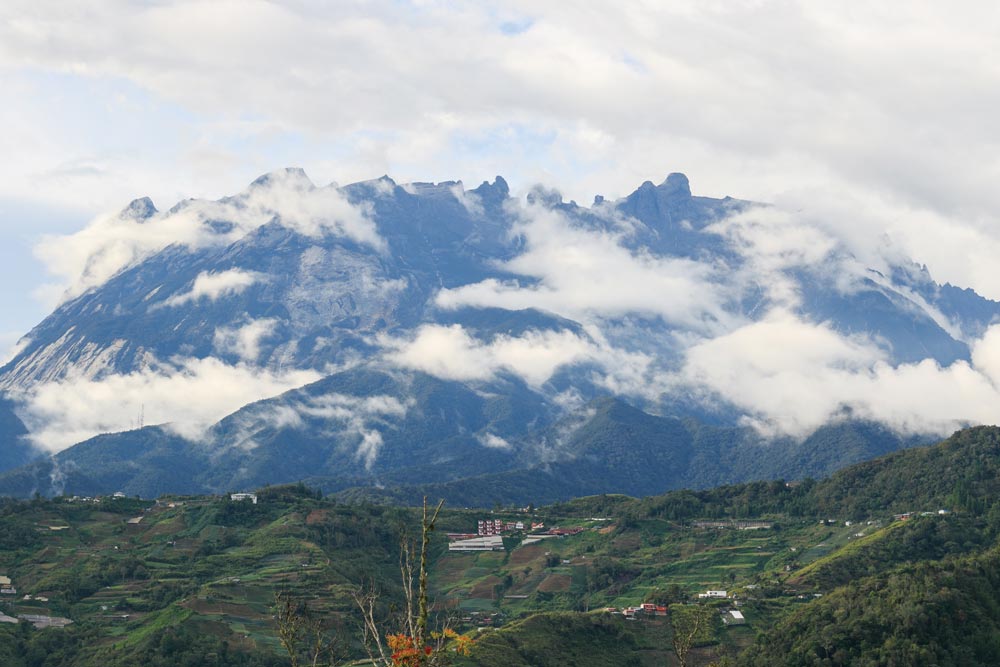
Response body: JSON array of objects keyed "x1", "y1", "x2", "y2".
[
  {"x1": 274, "y1": 590, "x2": 342, "y2": 667},
  {"x1": 353, "y1": 498, "x2": 471, "y2": 666}
]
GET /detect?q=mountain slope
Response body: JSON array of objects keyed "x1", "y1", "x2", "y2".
[{"x1": 0, "y1": 169, "x2": 997, "y2": 498}]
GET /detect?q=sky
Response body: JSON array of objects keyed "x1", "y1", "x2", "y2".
[{"x1": 3, "y1": 2, "x2": 1000, "y2": 450}]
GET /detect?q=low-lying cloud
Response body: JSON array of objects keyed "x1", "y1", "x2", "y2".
[
  {"x1": 213, "y1": 317, "x2": 279, "y2": 362},
  {"x1": 682, "y1": 313, "x2": 1000, "y2": 437},
  {"x1": 222, "y1": 391, "x2": 411, "y2": 469},
  {"x1": 18, "y1": 356, "x2": 320, "y2": 452},
  {"x1": 381, "y1": 323, "x2": 655, "y2": 395},
  {"x1": 163, "y1": 268, "x2": 264, "y2": 308},
  {"x1": 437, "y1": 203, "x2": 734, "y2": 333}
]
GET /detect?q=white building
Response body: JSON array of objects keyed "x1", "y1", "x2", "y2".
[
  {"x1": 723, "y1": 610, "x2": 745, "y2": 625},
  {"x1": 448, "y1": 535, "x2": 504, "y2": 552},
  {"x1": 698, "y1": 590, "x2": 728, "y2": 599}
]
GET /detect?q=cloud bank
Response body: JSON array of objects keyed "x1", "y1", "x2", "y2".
[
  {"x1": 19, "y1": 357, "x2": 320, "y2": 452},
  {"x1": 437, "y1": 203, "x2": 733, "y2": 332},
  {"x1": 5, "y1": 1, "x2": 1000, "y2": 312},
  {"x1": 381, "y1": 323, "x2": 654, "y2": 395},
  {"x1": 682, "y1": 315, "x2": 1000, "y2": 438}
]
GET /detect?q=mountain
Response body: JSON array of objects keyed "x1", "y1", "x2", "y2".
[
  {"x1": 0, "y1": 389, "x2": 915, "y2": 502},
  {"x1": 0, "y1": 397, "x2": 34, "y2": 471},
  {"x1": 0, "y1": 168, "x2": 997, "y2": 497}
]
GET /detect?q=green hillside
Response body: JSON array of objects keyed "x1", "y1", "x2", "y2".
[{"x1": 1, "y1": 427, "x2": 1000, "y2": 665}]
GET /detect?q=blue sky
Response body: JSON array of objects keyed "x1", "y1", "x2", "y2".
[{"x1": 3, "y1": 1, "x2": 1000, "y2": 356}]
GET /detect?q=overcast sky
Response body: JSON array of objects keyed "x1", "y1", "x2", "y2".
[{"x1": 2, "y1": 0, "x2": 1000, "y2": 352}]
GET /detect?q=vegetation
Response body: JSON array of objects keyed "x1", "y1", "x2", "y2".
[
  {"x1": 2, "y1": 427, "x2": 1000, "y2": 664},
  {"x1": 741, "y1": 548, "x2": 1000, "y2": 666}
]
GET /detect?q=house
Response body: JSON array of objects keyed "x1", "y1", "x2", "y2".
[
  {"x1": 723, "y1": 610, "x2": 745, "y2": 625},
  {"x1": 0, "y1": 587, "x2": 15, "y2": 595},
  {"x1": 698, "y1": 590, "x2": 727, "y2": 599},
  {"x1": 230, "y1": 493, "x2": 258, "y2": 504},
  {"x1": 0, "y1": 576, "x2": 10, "y2": 586},
  {"x1": 477, "y1": 519, "x2": 505, "y2": 536}
]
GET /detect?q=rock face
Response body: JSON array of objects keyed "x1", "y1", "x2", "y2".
[{"x1": 0, "y1": 168, "x2": 996, "y2": 497}]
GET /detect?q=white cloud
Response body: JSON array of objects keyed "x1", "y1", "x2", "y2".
[
  {"x1": 33, "y1": 168, "x2": 381, "y2": 303},
  {"x1": 164, "y1": 269, "x2": 264, "y2": 308},
  {"x1": 477, "y1": 433, "x2": 512, "y2": 450},
  {"x1": 5, "y1": 1, "x2": 1000, "y2": 449},
  {"x1": 225, "y1": 391, "x2": 411, "y2": 469},
  {"x1": 382, "y1": 324, "x2": 591, "y2": 387},
  {"x1": 681, "y1": 314, "x2": 1000, "y2": 438},
  {"x1": 212, "y1": 317, "x2": 279, "y2": 361},
  {"x1": 381, "y1": 323, "x2": 658, "y2": 398},
  {"x1": 0, "y1": 335, "x2": 31, "y2": 365},
  {"x1": 2, "y1": 1, "x2": 997, "y2": 308},
  {"x1": 704, "y1": 204, "x2": 842, "y2": 309},
  {"x1": 437, "y1": 203, "x2": 733, "y2": 332},
  {"x1": 17, "y1": 357, "x2": 320, "y2": 453}
]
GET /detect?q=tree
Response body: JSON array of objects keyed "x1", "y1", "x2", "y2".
[
  {"x1": 668, "y1": 605, "x2": 714, "y2": 667},
  {"x1": 273, "y1": 590, "x2": 341, "y2": 667},
  {"x1": 353, "y1": 498, "x2": 474, "y2": 666}
]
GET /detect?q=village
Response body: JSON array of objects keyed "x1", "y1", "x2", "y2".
[{"x1": 446, "y1": 517, "x2": 584, "y2": 552}]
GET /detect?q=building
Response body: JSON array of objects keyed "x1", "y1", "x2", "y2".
[
  {"x1": 723, "y1": 610, "x2": 746, "y2": 625},
  {"x1": 477, "y1": 519, "x2": 505, "y2": 536},
  {"x1": 698, "y1": 590, "x2": 728, "y2": 599},
  {"x1": 19, "y1": 614, "x2": 73, "y2": 629},
  {"x1": 230, "y1": 493, "x2": 258, "y2": 504},
  {"x1": 448, "y1": 535, "x2": 504, "y2": 552}
]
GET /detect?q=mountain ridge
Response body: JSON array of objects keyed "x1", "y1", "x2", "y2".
[{"x1": 0, "y1": 168, "x2": 997, "y2": 498}]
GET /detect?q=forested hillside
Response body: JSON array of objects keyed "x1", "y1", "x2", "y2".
[{"x1": 0, "y1": 427, "x2": 1000, "y2": 665}]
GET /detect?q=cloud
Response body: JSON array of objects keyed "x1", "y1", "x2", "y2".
[
  {"x1": 212, "y1": 317, "x2": 279, "y2": 361},
  {"x1": 33, "y1": 168, "x2": 381, "y2": 302},
  {"x1": 477, "y1": 433, "x2": 512, "y2": 450},
  {"x1": 381, "y1": 323, "x2": 658, "y2": 398},
  {"x1": 681, "y1": 313, "x2": 1000, "y2": 438},
  {"x1": 382, "y1": 324, "x2": 591, "y2": 386},
  {"x1": 222, "y1": 391, "x2": 411, "y2": 469},
  {"x1": 17, "y1": 357, "x2": 320, "y2": 453},
  {"x1": 2, "y1": 3, "x2": 1000, "y2": 322},
  {"x1": 163, "y1": 269, "x2": 264, "y2": 308},
  {"x1": 437, "y1": 203, "x2": 733, "y2": 332},
  {"x1": 704, "y1": 204, "x2": 843, "y2": 309},
  {"x1": 5, "y1": 0, "x2": 1000, "y2": 450},
  {"x1": 0, "y1": 335, "x2": 31, "y2": 365}
]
